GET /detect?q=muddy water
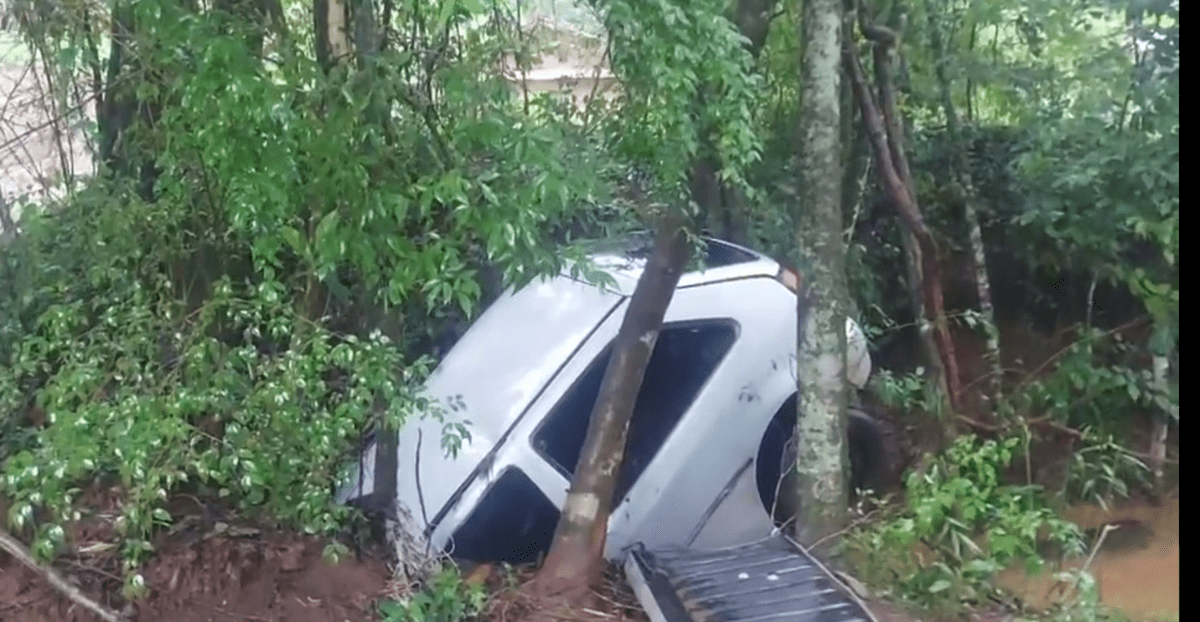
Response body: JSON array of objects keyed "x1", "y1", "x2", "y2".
[{"x1": 997, "y1": 497, "x2": 1179, "y2": 621}]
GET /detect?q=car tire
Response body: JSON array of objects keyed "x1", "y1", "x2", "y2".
[{"x1": 767, "y1": 407, "x2": 889, "y2": 524}]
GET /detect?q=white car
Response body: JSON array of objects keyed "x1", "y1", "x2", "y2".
[{"x1": 343, "y1": 236, "x2": 884, "y2": 565}]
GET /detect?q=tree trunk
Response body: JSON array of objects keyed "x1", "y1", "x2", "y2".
[
  {"x1": 843, "y1": 13, "x2": 962, "y2": 416},
  {"x1": 1149, "y1": 354, "x2": 1171, "y2": 502},
  {"x1": 791, "y1": 0, "x2": 849, "y2": 545},
  {"x1": 926, "y1": 5, "x2": 1001, "y2": 408},
  {"x1": 899, "y1": 227, "x2": 949, "y2": 402},
  {"x1": 867, "y1": 19, "x2": 953, "y2": 417},
  {"x1": 0, "y1": 190, "x2": 14, "y2": 244},
  {"x1": 314, "y1": 0, "x2": 351, "y2": 69},
  {"x1": 534, "y1": 209, "x2": 692, "y2": 599},
  {"x1": 839, "y1": 77, "x2": 870, "y2": 237},
  {"x1": 98, "y1": 0, "x2": 135, "y2": 176}
]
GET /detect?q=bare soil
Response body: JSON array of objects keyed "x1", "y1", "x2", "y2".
[
  {"x1": 0, "y1": 526, "x2": 390, "y2": 622},
  {"x1": 0, "y1": 487, "x2": 650, "y2": 622},
  {"x1": 478, "y1": 561, "x2": 649, "y2": 622}
]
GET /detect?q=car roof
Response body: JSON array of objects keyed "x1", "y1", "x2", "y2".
[{"x1": 577, "y1": 236, "x2": 783, "y2": 296}]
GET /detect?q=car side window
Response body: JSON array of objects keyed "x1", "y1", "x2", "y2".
[
  {"x1": 532, "y1": 320, "x2": 738, "y2": 504},
  {"x1": 448, "y1": 467, "x2": 560, "y2": 564}
]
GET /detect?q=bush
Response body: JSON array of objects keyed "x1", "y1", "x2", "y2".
[
  {"x1": 378, "y1": 566, "x2": 487, "y2": 622},
  {"x1": 845, "y1": 435, "x2": 1084, "y2": 614},
  {"x1": 0, "y1": 184, "x2": 447, "y2": 596}
]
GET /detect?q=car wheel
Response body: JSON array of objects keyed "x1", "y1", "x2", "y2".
[{"x1": 762, "y1": 406, "x2": 889, "y2": 525}]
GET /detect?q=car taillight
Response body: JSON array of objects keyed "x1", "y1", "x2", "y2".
[{"x1": 776, "y1": 266, "x2": 801, "y2": 293}]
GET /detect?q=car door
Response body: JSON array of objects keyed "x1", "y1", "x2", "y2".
[{"x1": 605, "y1": 276, "x2": 798, "y2": 556}]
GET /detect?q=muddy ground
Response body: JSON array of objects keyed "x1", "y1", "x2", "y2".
[
  {"x1": 0, "y1": 529, "x2": 657, "y2": 622},
  {"x1": 2, "y1": 491, "x2": 1179, "y2": 622},
  {"x1": 1, "y1": 527, "x2": 390, "y2": 622}
]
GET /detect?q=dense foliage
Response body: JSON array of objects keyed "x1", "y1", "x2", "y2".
[
  {"x1": 0, "y1": 0, "x2": 1178, "y2": 617},
  {"x1": 0, "y1": 0, "x2": 628, "y2": 595}
]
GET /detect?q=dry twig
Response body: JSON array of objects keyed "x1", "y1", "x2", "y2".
[{"x1": 0, "y1": 527, "x2": 129, "y2": 622}]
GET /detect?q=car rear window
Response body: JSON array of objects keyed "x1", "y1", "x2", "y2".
[
  {"x1": 532, "y1": 320, "x2": 738, "y2": 504},
  {"x1": 702, "y1": 239, "x2": 758, "y2": 267}
]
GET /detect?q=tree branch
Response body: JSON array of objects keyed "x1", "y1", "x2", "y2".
[
  {"x1": 0, "y1": 528, "x2": 129, "y2": 622},
  {"x1": 843, "y1": 33, "x2": 963, "y2": 412},
  {"x1": 854, "y1": 0, "x2": 903, "y2": 46}
]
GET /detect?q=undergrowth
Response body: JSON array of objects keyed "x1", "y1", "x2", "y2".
[
  {"x1": 850, "y1": 336, "x2": 1172, "y2": 619},
  {"x1": 845, "y1": 434, "x2": 1085, "y2": 615},
  {"x1": 0, "y1": 184, "x2": 456, "y2": 597},
  {"x1": 378, "y1": 566, "x2": 487, "y2": 622},
  {"x1": 0, "y1": 0, "x2": 619, "y2": 599}
]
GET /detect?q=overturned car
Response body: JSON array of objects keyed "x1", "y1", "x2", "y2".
[{"x1": 342, "y1": 236, "x2": 887, "y2": 568}]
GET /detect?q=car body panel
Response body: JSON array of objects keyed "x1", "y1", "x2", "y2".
[
  {"x1": 602, "y1": 276, "x2": 797, "y2": 556},
  {"x1": 341, "y1": 238, "x2": 874, "y2": 565}
]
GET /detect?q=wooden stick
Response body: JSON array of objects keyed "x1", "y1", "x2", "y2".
[
  {"x1": 1061, "y1": 523, "x2": 1118, "y2": 605},
  {"x1": 0, "y1": 528, "x2": 129, "y2": 622}
]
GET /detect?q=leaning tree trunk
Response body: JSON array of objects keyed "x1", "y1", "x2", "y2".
[
  {"x1": 927, "y1": 5, "x2": 1002, "y2": 408},
  {"x1": 534, "y1": 209, "x2": 692, "y2": 600},
  {"x1": 862, "y1": 7, "x2": 952, "y2": 413},
  {"x1": 844, "y1": 6, "x2": 962, "y2": 417},
  {"x1": 791, "y1": 0, "x2": 850, "y2": 545}
]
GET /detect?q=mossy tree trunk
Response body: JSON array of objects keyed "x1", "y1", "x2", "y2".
[{"x1": 792, "y1": 0, "x2": 850, "y2": 545}]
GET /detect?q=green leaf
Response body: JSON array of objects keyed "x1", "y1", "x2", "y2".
[
  {"x1": 435, "y1": 0, "x2": 459, "y2": 34},
  {"x1": 281, "y1": 226, "x2": 304, "y2": 255}
]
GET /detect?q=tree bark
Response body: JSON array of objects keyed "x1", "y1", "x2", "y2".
[
  {"x1": 839, "y1": 75, "x2": 870, "y2": 237},
  {"x1": 792, "y1": 0, "x2": 849, "y2": 545},
  {"x1": 534, "y1": 209, "x2": 691, "y2": 598},
  {"x1": 1149, "y1": 354, "x2": 1171, "y2": 502},
  {"x1": 98, "y1": 0, "x2": 134, "y2": 175},
  {"x1": 314, "y1": 0, "x2": 350, "y2": 69},
  {"x1": 926, "y1": 5, "x2": 1001, "y2": 408},
  {"x1": 0, "y1": 189, "x2": 14, "y2": 240},
  {"x1": 843, "y1": 10, "x2": 962, "y2": 416},
  {"x1": 865, "y1": 9, "x2": 952, "y2": 414}
]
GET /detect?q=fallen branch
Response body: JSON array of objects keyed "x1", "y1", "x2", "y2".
[
  {"x1": 955, "y1": 413, "x2": 1001, "y2": 432},
  {"x1": 0, "y1": 527, "x2": 129, "y2": 622},
  {"x1": 1057, "y1": 523, "x2": 1118, "y2": 606}
]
